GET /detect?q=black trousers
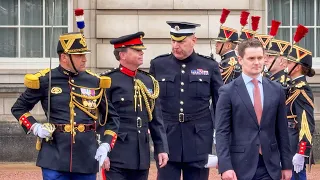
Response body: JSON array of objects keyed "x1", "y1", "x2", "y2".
[
  {"x1": 252, "y1": 155, "x2": 273, "y2": 180},
  {"x1": 157, "y1": 161, "x2": 209, "y2": 180},
  {"x1": 105, "y1": 166, "x2": 149, "y2": 180}
]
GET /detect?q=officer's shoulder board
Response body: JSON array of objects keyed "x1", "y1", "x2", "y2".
[
  {"x1": 24, "y1": 68, "x2": 51, "y2": 89},
  {"x1": 86, "y1": 69, "x2": 111, "y2": 89},
  {"x1": 138, "y1": 69, "x2": 153, "y2": 77},
  {"x1": 196, "y1": 53, "x2": 215, "y2": 60},
  {"x1": 100, "y1": 67, "x2": 119, "y2": 76},
  {"x1": 152, "y1": 53, "x2": 171, "y2": 60}
]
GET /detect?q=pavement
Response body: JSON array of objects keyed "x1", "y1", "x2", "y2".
[{"x1": 0, "y1": 162, "x2": 319, "y2": 180}]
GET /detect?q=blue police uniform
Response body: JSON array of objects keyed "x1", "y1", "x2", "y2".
[
  {"x1": 11, "y1": 32, "x2": 120, "y2": 179},
  {"x1": 101, "y1": 32, "x2": 169, "y2": 180},
  {"x1": 150, "y1": 21, "x2": 223, "y2": 180}
]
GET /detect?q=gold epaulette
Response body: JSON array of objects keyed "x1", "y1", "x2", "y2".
[
  {"x1": 24, "y1": 68, "x2": 50, "y2": 89},
  {"x1": 100, "y1": 76, "x2": 111, "y2": 89},
  {"x1": 295, "y1": 81, "x2": 306, "y2": 88},
  {"x1": 86, "y1": 70, "x2": 112, "y2": 89}
]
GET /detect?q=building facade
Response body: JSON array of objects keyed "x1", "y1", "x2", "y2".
[{"x1": 1, "y1": 0, "x2": 320, "y2": 161}]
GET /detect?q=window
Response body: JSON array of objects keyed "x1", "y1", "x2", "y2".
[
  {"x1": 267, "y1": 0, "x2": 320, "y2": 64},
  {"x1": 0, "y1": 0, "x2": 70, "y2": 59}
]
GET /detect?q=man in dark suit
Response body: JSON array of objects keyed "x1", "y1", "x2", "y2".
[{"x1": 215, "y1": 38, "x2": 292, "y2": 180}]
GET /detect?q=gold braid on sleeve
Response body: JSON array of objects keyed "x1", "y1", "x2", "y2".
[{"x1": 134, "y1": 75, "x2": 159, "y2": 121}]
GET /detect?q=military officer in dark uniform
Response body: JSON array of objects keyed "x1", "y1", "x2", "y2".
[
  {"x1": 11, "y1": 32, "x2": 120, "y2": 180},
  {"x1": 285, "y1": 44, "x2": 315, "y2": 180},
  {"x1": 264, "y1": 39, "x2": 291, "y2": 87},
  {"x1": 150, "y1": 21, "x2": 223, "y2": 180},
  {"x1": 100, "y1": 31, "x2": 169, "y2": 180}
]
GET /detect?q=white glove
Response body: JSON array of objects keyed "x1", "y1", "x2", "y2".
[
  {"x1": 31, "y1": 123, "x2": 52, "y2": 139},
  {"x1": 213, "y1": 130, "x2": 216, "y2": 144},
  {"x1": 204, "y1": 154, "x2": 218, "y2": 168},
  {"x1": 95, "y1": 143, "x2": 111, "y2": 168},
  {"x1": 292, "y1": 153, "x2": 305, "y2": 173}
]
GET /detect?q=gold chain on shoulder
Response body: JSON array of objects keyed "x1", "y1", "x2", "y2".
[{"x1": 134, "y1": 75, "x2": 159, "y2": 121}]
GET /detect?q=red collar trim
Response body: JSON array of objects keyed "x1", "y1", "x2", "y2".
[{"x1": 120, "y1": 66, "x2": 137, "y2": 77}]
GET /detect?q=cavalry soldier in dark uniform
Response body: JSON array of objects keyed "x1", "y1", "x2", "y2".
[
  {"x1": 11, "y1": 31, "x2": 120, "y2": 179},
  {"x1": 150, "y1": 21, "x2": 223, "y2": 180},
  {"x1": 264, "y1": 38, "x2": 291, "y2": 87},
  {"x1": 285, "y1": 44, "x2": 315, "y2": 180},
  {"x1": 211, "y1": 9, "x2": 240, "y2": 84},
  {"x1": 100, "y1": 31, "x2": 169, "y2": 180},
  {"x1": 254, "y1": 20, "x2": 281, "y2": 79}
]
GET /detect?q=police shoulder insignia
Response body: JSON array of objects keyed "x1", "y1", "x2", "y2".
[
  {"x1": 197, "y1": 53, "x2": 213, "y2": 60},
  {"x1": 295, "y1": 81, "x2": 306, "y2": 88},
  {"x1": 24, "y1": 68, "x2": 50, "y2": 89},
  {"x1": 100, "y1": 68, "x2": 119, "y2": 76},
  {"x1": 153, "y1": 53, "x2": 171, "y2": 59}
]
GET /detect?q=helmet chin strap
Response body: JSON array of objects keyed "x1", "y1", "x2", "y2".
[
  {"x1": 288, "y1": 63, "x2": 298, "y2": 76},
  {"x1": 268, "y1": 55, "x2": 279, "y2": 72},
  {"x1": 218, "y1": 42, "x2": 225, "y2": 55},
  {"x1": 68, "y1": 54, "x2": 79, "y2": 74}
]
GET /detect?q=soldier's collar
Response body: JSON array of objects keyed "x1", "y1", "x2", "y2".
[
  {"x1": 119, "y1": 65, "x2": 137, "y2": 77},
  {"x1": 221, "y1": 50, "x2": 237, "y2": 60},
  {"x1": 291, "y1": 75, "x2": 306, "y2": 85},
  {"x1": 58, "y1": 65, "x2": 79, "y2": 76}
]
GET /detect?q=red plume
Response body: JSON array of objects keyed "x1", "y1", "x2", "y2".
[
  {"x1": 251, "y1": 16, "x2": 261, "y2": 31},
  {"x1": 220, "y1": 8, "x2": 230, "y2": 24},
  {"x1": 269, "y1": 20, "x2": 281, "y2": 36},
  {"x1": 240, "y1": 11, "x2": 250, "y2": 27},
  {"x1": 293, "y1": 24, "x2": 309, "y2": 43},
  {"x1": 74, "y1": 8, "x2": 84, "y2": 16}
]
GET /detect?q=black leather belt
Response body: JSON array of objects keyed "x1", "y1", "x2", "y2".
[
  {"x1": 54, "y1": 123, "x2": 96, "y2": 132},
  {"x1": 163, "y1": 109, "x2": 210, "y2": 123}
]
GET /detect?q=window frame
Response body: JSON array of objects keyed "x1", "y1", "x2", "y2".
[
  {"x1": 266, "y1": 0, "x2": 320, "y2": 68},
  {"x1": 0, "y1": 0, "x2": 73, "y2": 69}
]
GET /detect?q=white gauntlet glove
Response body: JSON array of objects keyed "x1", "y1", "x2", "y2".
[
  {"x1": 292, "y1": 153, "x2": 305, "y2": 173},
  {"x1": 31, "y1": 123, "x2": 52, "y2": 139},
  {"x1": 95, "y1": 143, "x2": 111, "y2": 168}
]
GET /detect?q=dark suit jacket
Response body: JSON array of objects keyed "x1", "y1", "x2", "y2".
[{"x1": 215, "y1": 75, "x2": 292, "y2": 180}]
